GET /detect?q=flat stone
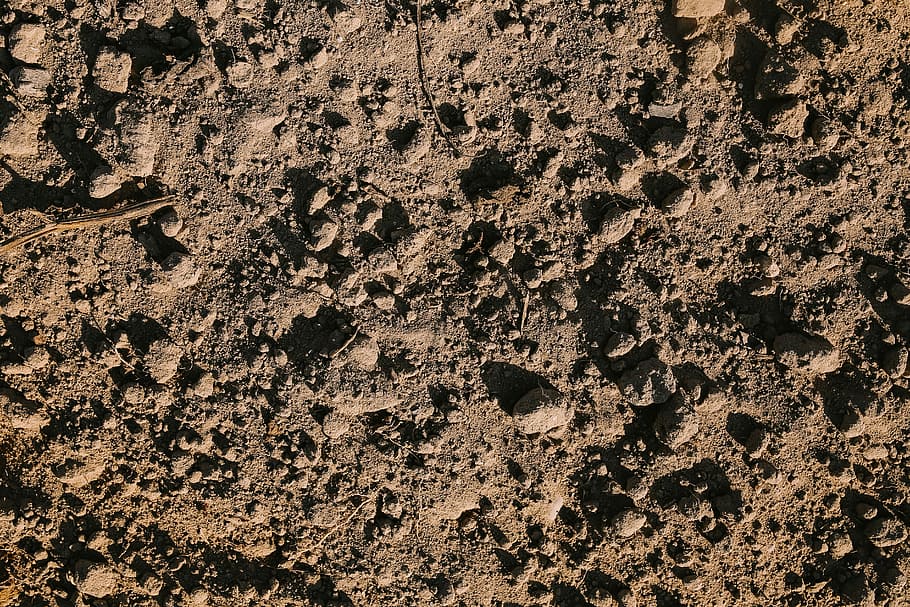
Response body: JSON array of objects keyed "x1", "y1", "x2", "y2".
[
  {"x1": 662, "y1": 187, "x2": 695, "y2": 217},
  {"x1": 611, "y1": 509, "x2": 647, "y2": 537},
  {"x1": 161, "y1": 252, "x2": 200, "y2": 289},
  {"x1": 0, "y1": 389, "x2": 48, "y2": 432},
  {"x1": 11, "y1": 66, "x2": 51, "y2": 98},
  {"x1": 653, "y1": 394, "x2": 700, "y2": 449},
  {"x1": 673, "y1": 0, "x2": 725, "y2": 18},
  {"x1": 310, "y1": 219, "x2": 339, "y2": 252},
  {"x1": 74, "y1": 562, "x2": 120, "y2": 598},
  {"x1": 117, "y1": 114, "x2": 158, "y2": 177},
  {"x1": 88, "y1": 166, "x2": 122, "y2": 198},
  {"x1": 687, "y1": 36, "x2": 722, "y2": 78},
  {"x1": 8, "y1": 23, "x2": 46, "y2": 64},
  {"x1": 0, "y1": 112, "x2": 40, "y2": 157},
  {"x1": 512, "y1": 387, "x2": 572, "y2": 435},
  {"x1": 767, "y1": 99, "x2": 809, "y2": 138},
  {"x1": 93, "y1": 46, "x2": 132, "y2": 93},
  {"x1": 604, "y1": 332, "x2": 636, "y2": 358},
  {"x1": 599, "y1": 206, "x2": 641, "y2": 244},
  {"x1": 144, "y1": 339, "x2": 182, "y2": 383},
  {"x1": 773, "y1": 332, "x2": 842, "y2": 375}
]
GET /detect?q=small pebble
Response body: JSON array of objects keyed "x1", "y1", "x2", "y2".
[
  {"x1": 662, "y1": 187, "x2": 695, "y2": 218},
  {"x1": 8, "y1": 23, "x2": 46, "y2": 64},
  {"x1": 157, "y1": 209, "x2": 183, "y2": 238},
  {"x1": 611, "y1": 508, "x2": 647, "y2": 538},
  {"x1": 88, "y1": 166, "x2": 122, "y2": 198},
  {"x1": 512, "y1": 387, "x2": 572, "y2": 435},
  {"x1": 603, "y1": 332, "x2": 636, "y2": 358},
  {"x1": 618, "y1": 358, "x2": 677, "y2": 406}
]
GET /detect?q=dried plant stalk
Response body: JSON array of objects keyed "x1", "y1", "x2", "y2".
[{"x1": 0, "y1": 195, "x2": 176, "y2": 256}]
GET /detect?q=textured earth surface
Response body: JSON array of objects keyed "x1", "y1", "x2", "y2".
[{"x1": 0, "y1": 0, "x2": 909, "y2": 605}]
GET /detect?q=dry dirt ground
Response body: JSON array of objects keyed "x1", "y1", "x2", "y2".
[{"x1": 0, "y1": 0, "x2": 909, "y2": 605}]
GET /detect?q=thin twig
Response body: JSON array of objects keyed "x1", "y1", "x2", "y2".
[
  {"x1": 415, "y1": 0, "x2": 464, "y2": 158},
  {"x1": 0, "y1": 196, "x2": 176, "y2": 256},
  {"x1": 519, "y1": 292, "x2": 530, "y2": 334},
  {"x1": 329, "y1": 325, "x2": 361, "y2": 361},
  {"x1": 85, "y1": 311, "x2": 136, "y2": 372},
  {"x1": 315, "y1": 494, "x2": 374, "y2": 548}
]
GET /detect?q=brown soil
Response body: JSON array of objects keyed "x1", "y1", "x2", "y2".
[{"x1": 0, "y1": 0, "x2": 909, "y2": 605}]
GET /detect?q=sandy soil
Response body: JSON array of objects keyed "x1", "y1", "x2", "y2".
[{"x1": 0, "y1": 0, "x2": 909, "y2": 605}]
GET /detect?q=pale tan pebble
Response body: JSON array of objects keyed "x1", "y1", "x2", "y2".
[
  {"x1": 767, "y1": 99, "x2": 809, "y2": 138},
  {"x1": 309, "y1": 186, "x2": 331, "y2": 212},
  {"x1": 604, "y1": 332, "x2": 636, "y2": 358},
  {"x1": 310, "y1": 219, "x2": 338, "y2": 252},
  {"x1": 0, "y1": 389, "x2": 49, "y2": 432},
  {"x1": 672, "y1": 0, "x2": 725, "y2": 18},
  {"x1": 774, "y1": 13, "x2": 800, "y2": 45},
  {"x1": 156, "y1": 209, "x2": 183, "y2": 237},
  {"x1": 662, "y1": 186, "x2": 695, "y2": 218},
  {"x1": 73, "y1": 562, "x2": 121, "y2": 599},
  {"x1": 512, "y1": 387, "x2": 572, "y2": 435},
  {"x1": 611, "y1": 509, "x2": 647, "y2": 537},
  {"x1": 193, "y1": 372, "x2": 215, "y2": 398},
  {"x1": 206, "y1": 0, "x2": 227, "y2": 18},
  {"x1": 686, "y1": 36, "x2": 721, "y2": 78},
  {"x1": 772, "y1": 332, "x2": 841, "y2": 375},
  {"x1": 346, "y1": 335, "x2": 380, "y2": 370},
  {"x1": 7, "y1": 22, "x2": 45, "y2": 64},
  {"x1": 144, "y1": 338, "x2": 182, "y2": 383},
  {"x1": 599, "y1": 206, "x2": 641, "y2": 244},
  {"x1": 88, "y1": 166, "x2": 122, "y2": 198},
  {"x1": 161, "y1": 252, "x2": 200, "y2": 289}
]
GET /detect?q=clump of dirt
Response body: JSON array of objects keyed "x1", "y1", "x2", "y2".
[{"x1": 1, "y1": 0, "x2": 909, "y2": 605}]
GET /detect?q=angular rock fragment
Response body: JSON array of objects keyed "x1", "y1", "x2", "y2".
[
  {"x1": 116, "y1": 113, "x2": 159, "y2": 177},
  {"x1": 161, "y1": 252, "x2": 200, "y2": 289},
  {"x1": 618, "y1": 358, "x2": 677, "y2": 406},
  {"x1": 767, "y1": 99, "x2": 808, "y2": 138},
  {"x1": 864, "y1": 517, "x2": 907, "y2": 548},
  {"x1": 88, "y1": 166, "x2": 122, "y2": 198},
  {"x1": 662, "y1": 187, "x2": 695, "y2": 218},
  {"x1": 598, "y1": 206, "x2": 641, "y2": 244},
  {"x1": 0, "y1": 112, "x2": 40, "y2": 157},
  {"x1": 11, "y1": 66, "x2": 51, "y2": 98},
  {"x1": 144, "y1": 339, "x2": 182, "y2": 383},
  {"x1": 346, "y1": 335, "x2": 380, "y2": 370},
  {"x1": 310, "y1": 219, "x2": 338, "y2": 252},
  {"x1": 73, "y1": 562, "x2": 120, "y2": 599},
  {"x1": 653, "y1": 394, "x2": 700, "y2": 449},
  {"x1": 0, "y1": 389, "x2": 49, "y2": 432},
  {"x1": 604, "y1": 332, "x2": 636, "y2": 358},
  {"x1": 648, "y1": 126, "x2": 692, "y2": 163}
]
